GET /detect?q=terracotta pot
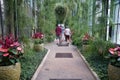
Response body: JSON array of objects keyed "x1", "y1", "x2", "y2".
[
  {"x1": 108, "y1": 63, "x2": 120, "y2": 80},
  {"x1": 0, "y1": 63, "x2": 21, "y2": 80},
  {"x1": 34, "y1": 43, "x2": 44, "y2": 51}
]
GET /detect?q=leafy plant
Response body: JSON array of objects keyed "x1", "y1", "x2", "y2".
[
  {"x1": 108, "y1": 46, "x2": 120, "y2": 67},
  {"x1": 82, "y1": 33, "x2": 91, "y2": 45},
  {"x1": 32, "y1": 32, "x2": 44, "y2": 39},
  {"x1": 0, "y1": 34, "x2": 24, "y2": 66},
  {"x1": 33, "y1": 39, "x2": 43, "y2": 44},
  {"x1": 32, "y1": 32, "x2": 44, "y2": 44},
  {"x1": 20, "y1": 47, "x2": 47, "y2": 80},
  {"x1": 82, "y1": 51, "x2": 109, "y2": 80}
]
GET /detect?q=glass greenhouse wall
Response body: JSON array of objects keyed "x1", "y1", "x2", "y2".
[
  {"x1": 87, "y1": 0, "x2": 120, "y2": 45},
  {"x1": 111, "y1": 0, "x2": 120, "y2": 44}
]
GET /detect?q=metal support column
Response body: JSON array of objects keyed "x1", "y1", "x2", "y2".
[
  {"x1": 106, "y1": 0, "x2": 111, "y2": 41},
  {"x1": 0, "y1": 0, "x2": 4, "y2": 40}
]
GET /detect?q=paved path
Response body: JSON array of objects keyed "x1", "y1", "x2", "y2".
[{"x1": 32, "y1": 42, "x2": 99, "y2": 80}]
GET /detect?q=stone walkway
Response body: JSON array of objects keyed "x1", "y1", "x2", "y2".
[{"x1": 31, "y1": 42, "x2": 100, "y2": 80}]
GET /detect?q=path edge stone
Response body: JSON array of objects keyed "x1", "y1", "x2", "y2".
[
  {"x1": 31, "y1": 49, "x2": 50, "y2": 80},
  {"x1": 75, "y1": 46, "x2": 101, "y2": 80}
]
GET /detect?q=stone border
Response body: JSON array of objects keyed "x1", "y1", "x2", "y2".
[
  {"x1": 31, "y1": 49, "x2": 50, "y2": 80},
  {"x1": 75, "y1": 46, "x2": 100, "y2": 80}
]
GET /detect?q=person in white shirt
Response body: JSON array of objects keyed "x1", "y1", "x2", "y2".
[
  {"x1": 60, "y1": 24, "x2": 65, "y2": 41},
  {"x1": 64, "y1": 26, "x2": 71, "y2": 43}
]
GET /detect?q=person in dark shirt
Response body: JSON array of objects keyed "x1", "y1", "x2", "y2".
[{"x1": 55, "y1": 24, "x2": 62, "y2": 44}]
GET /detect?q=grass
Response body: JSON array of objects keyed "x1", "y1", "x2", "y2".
[
  {"x1": 78, "y1": 46, "x2": 109, "y2": 80},
  {"x1": 20, "y1": 47, "x2": 47, "y2": 80}
]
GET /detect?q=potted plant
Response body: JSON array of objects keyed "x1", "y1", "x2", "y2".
[
  {"x1": 32, "y1": 32, "x2": 44, "y2": 51},
  {"x1": 0, "y1": 34, "x2": 24, "y2": 80},
  {"x1": 108, "y1": 46, "x2": 120, "y2": 80},
  {"x1": 82, "y1": 33, "x2": 91, "y2": 51},
  {"x1": 82, "y1": 33, "x2": 91, "y2": 45}
]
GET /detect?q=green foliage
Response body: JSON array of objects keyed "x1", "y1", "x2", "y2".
[
  {"x1": 71, "y1": 23, "x2": 89, "y2": 47},
  {"x1": 82, "y1": 52, "x2": 109, "y2": 80},
  {"x1": 20, "y1": 47, "x2": 47, "y2": 80},
  {"x1": 33, "y1": 39, "x2": 43, "y2": 44},
  {"x1": 72, "y1": 37, "x2": 82, "y2": 46},
  {"x1": 72, "y1": 33, "x2": 83, "y2": 46},
  {"x1": 80, "y1": 38, "x2": 115, "y2": 80},
  {"x1": 83, "y1": 38, "x2": 115, "y2": 56},
  {"x1": 55, "y1": 3, "x2": 69, "y2": 23},
  {"x1": 20, "y1": 36, "x2": 30, "y2": 44}
]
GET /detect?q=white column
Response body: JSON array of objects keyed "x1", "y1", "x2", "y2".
[
  {"x1": 106, "y1": 0, "x2": 111, "y2": 41},
  {"x1": 34, "y1": 0, "x2": 37, "y2": 33}
]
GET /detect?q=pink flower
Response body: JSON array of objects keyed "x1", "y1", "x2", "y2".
[
  {"x1": 21, "y1": 49, "x2": 24, "y2": 53},
  {"x1": 11, "y1": 42, "x2": 20, "y2": 47},
  {"x1": 109, "y1": 48, "x2": 115, "y2": 55},
  {"x1": 0, "y1": 48, "x2": 8, "y2": 52},
  {"x1": 17, "y1": 47, "x2": 22, "y2": 51},
  {"x1": 3, "y1": 53, "x2": 9, "y2": 57},
  {"x1": 118, "y1": 51, "x2": 120, "y2": 56}
]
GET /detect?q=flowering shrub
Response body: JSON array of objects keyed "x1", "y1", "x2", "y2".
[
  {"x1": 82, "y1": 33, "x2": 91, "y2": 44},
  {"x1": 32, "y1": 32, "x2": 44, "y2": 44},
  {"x1": 82, "y1": 33, "x2": 90, "y2": 41},
  {"x1": 108, "y1": 46, "x2": 120, "y2": 67},
  {"x1": 32, "y1": 32, "x2": 44, "y2": 39},
  {"x1": 0, "y1": 34, "x2": 24, "y2": 66}
]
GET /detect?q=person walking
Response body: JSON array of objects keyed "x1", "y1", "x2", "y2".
[
  {"x1": 55, "y1": 24, "x2": 62, "y2": 45},
  {"x1": 64, "y1": 26, "x2": 71, "y2": 44}
]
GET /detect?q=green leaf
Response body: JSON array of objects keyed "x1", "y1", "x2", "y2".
[
  {"x1": 16, "y1": 59, "x2": 19, "y2": 62},
  {"x1": 9, "y1": 49, "x2": 17, "y2": 55},
  {"x1": 0, "y1": 59, "x2": 2, "y2": 62},
  {"x1": 111, "y1": 59, "x2": 116, "y2": 63},
  {"x1": 10, "y1": 59, "x2": 15, "y2": 64}
]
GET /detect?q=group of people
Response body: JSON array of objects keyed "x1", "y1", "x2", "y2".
[{"x1": 55, "y1": 24, "x2": 71, "y2": 45}]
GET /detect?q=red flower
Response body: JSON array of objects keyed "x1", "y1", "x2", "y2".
[
  {"x1": 0, "y1": 34, "x2": 16, "y2": 49},
  {"x1": 0, "y1": 34, "x2": 24, "y2": 66},
  {"x1": 32, "y1": 32, "x2": 44, "y2": 39}
]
